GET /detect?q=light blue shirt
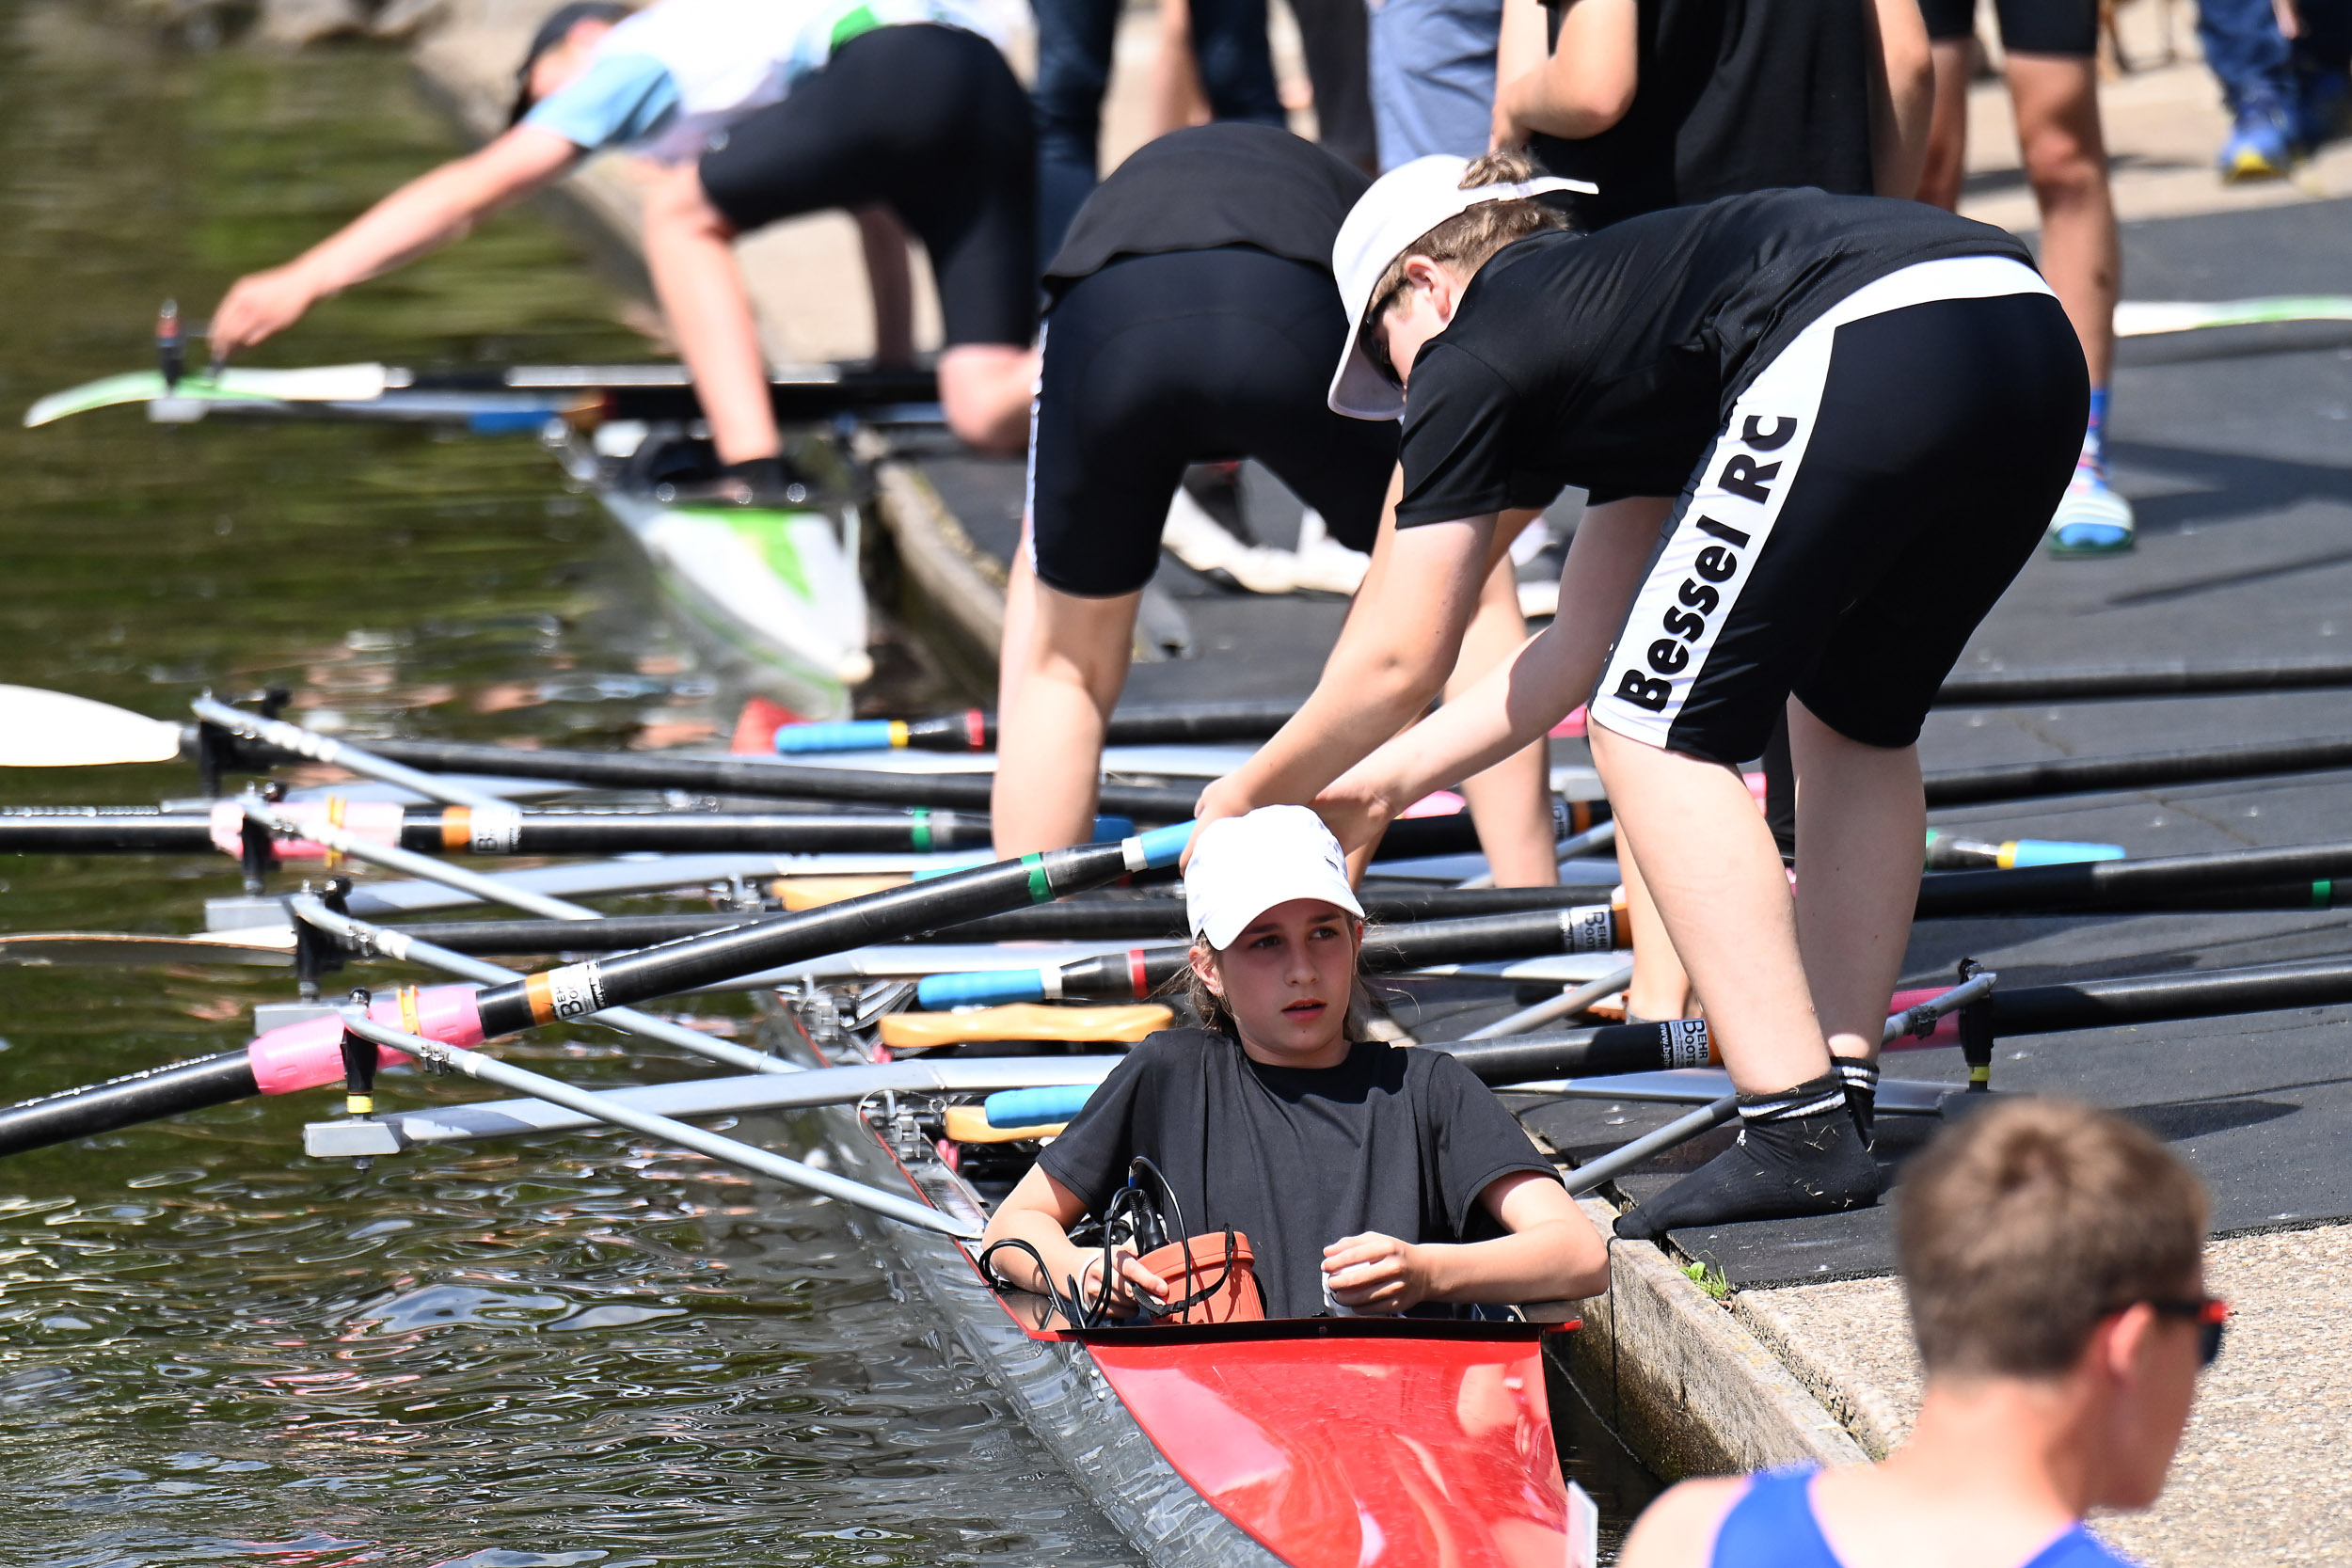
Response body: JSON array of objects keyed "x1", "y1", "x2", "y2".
[{"x1": 524, "y1": 52, "x2": 684, "y2": 153}]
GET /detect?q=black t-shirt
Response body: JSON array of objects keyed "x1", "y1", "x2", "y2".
[
  {"x1": 1041, "y1": 123, "x2": 1372, "y2": 308},
  {"x1": 1392, "y1": 189, "x2": 2038, "y2": 524},
  {"x1": 1037, "y1": 1028, "x2": 1559, "y2": 1320},
  {"x1": 1530, "y1": 0, "x2": 1878, "y2": 230}
]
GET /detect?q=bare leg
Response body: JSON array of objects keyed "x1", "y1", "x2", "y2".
[
  {"x1": 1616, "y1": 840, "x2": 1693, "y2": 1021},
  {"x1": 1788, "y1": 698, "x2": 1923, "y2": 1067},
  {"x1": 1149, "y1": 0, "x2": 1215, "y2": 135},
  {"x1": 939, "y1": 343, "x2": 1040, "y2": 454},
  {"x1": 1588, "y1": 724, "x2": 1833, "y2": 1094},
  {"x1": 640, "y1": 164, "x2": 779, "y2": 466},
  {"x1": 992, "y1": 531, "x2": 1142, "y2": 856},
  {"x1": 855, "y1": 206, "x2": 917, "y2": 368},
  {"x1": 1916, "y1": 37, "x2": 1973, "y2": 209},
  {"x1": 2005, "y1": 53, "x2": 2118, "y2": 387},
  {"x1": 1451, "y1": 550, "x2": 1558, "y2": 886}
]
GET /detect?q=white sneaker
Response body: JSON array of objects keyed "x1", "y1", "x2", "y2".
[{"x1": 2046, "y1": 465, "x2": 2136, "y2": 556}]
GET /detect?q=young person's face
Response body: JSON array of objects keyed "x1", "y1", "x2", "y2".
[
  {"x1": 1192, "y1": 898, "x2": 1361, "y2": 1069},
  {"x1": 1372, "y1": 255, "x2": 1469, "y2": 391},
  {"x1": 528, "y1": 19, "x2": 617, "y2": 105}
]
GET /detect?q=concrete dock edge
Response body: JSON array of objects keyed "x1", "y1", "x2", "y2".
[{"x1": 1554, "y1": 1193, "x2": 1868, "y2": 1481}]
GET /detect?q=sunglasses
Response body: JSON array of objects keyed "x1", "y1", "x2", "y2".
[{"x1": 2137, "y1": 1295, "x2": 2230, "y2": 1367}]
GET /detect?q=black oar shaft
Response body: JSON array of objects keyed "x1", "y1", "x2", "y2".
[
  {"x1": 0, "y1": 1053, "x2": 258, "y2": 1157},
  {"x1": 469, "y1": 833, "x2": 1175, "y2": 1035},
  {"x1": 1430, "y1": 1020, "x2": 1717, "y2": 1085},
  {"x1": 1936, "y1": 657, "x2": 2352, "y2": 706},
  {"x1": 0, "y1": 809, "x2": 1001, "y2": 856},
  {"x1": 1924, "y1": 736, "x2": 2352, "y2": 806},
  {"x1": 341, "y1": 738, "x2": 1200, "y2": 819},
  {"x1": 892, "y1": 699, "x2": 1302, "y2": 752},
  {"x1": 1915, "y1": 840, "x2": 2352, "y2": 917},
  {"x1": 0, "y1": 811, "x2": 213, "y2": 852},
  {"x1": 1992, "y1": 957, "x2": 2352, "y2": 1032}
]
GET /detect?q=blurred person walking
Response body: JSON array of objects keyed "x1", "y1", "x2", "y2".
[{"x1": 1915, "y1": 0, "x2": 2131, "y2": 555}]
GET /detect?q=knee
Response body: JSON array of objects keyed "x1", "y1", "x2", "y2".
[{"x1": 2018, "y1": 124, "x2": 2107, "y2": 203}]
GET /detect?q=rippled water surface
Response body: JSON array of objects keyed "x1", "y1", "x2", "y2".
[{"x1": 0, "y1": 5, "x2": 1656, "y2": 1561}]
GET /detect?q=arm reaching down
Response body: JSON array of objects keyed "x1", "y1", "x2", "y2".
[
  {"x1": 210, "y1": 126, "x2": 582, "y2": 358},
  {"x1": 1864, "y1": 0, "x2": 1934, "y2": 198}
]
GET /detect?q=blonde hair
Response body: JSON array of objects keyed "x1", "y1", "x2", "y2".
[
  {"x1": 1362, "y1": 149, "x2": 1577, "y2": 372},
  {"x1": 1899, "y1": 1098, "x2": 2208, "y2": 1378}
]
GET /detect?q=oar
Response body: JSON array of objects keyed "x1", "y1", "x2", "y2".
[
  {"x1": 1913, "y1": 838, "x2": 2352, "y2": 917},
  {"x1": 193, "y1": 694, "x2": 510, "y2": 812},
  {"x1": 1922, "y1": 831, "x2": 2122, "y2": 871},
  {"x1": 339, "y1": 1011, "x2": 974, "y2": 1239},
  {"x1": 287, "y1": 894, "x2": 790, "y2": 1077},
  {"x1": 912, "y1": 900, "x2": 1629, "y2": 1007},
  {"x1": 0, "y1": 804, "x2": 1074, "y2": 858},
  {"x1": 24, "y1": 359, "x2": 939, "y2": 430},
  {"x1": 771, "y1": 698, "x2": 1305, "y2": 754},
  {"x1": 2111, "y1": 295, "x2": 2352, "y2": 337},
  {"x1": 369, "y1": 883, "x2": 1630, "y2": 955},
  {"x1": 0, "y1": 824, "x2": 1191, "y2": 1157},
  {"x1": 1936, "y1": 655, "x2": 2352, "y2": 706},
  {"x1": 1922, "y1": 735, "x2": 2352, "y2": 807}
]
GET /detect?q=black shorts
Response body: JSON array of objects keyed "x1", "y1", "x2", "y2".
[
  {"x1": 1591, "y1": 274, "x2": 2086, "y2": 766},
  {"x1": 699, "y1": 24, "x2": 1037, "y2": 347},
  {"x1": 1027, "y1": 245, "x2": 1399, "y2": 597},
  {"x1": 1919, "y1": 0, "x2": 2098, "y2": 55}
]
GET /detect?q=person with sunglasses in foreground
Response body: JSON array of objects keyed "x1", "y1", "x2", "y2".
[{"x1": 1620, "y1": 1096, "x2": 2224, "y2": 1568}]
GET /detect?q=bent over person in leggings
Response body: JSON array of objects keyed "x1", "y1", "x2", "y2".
[
  {"x1": 995, "y1": 124, "x2": 1565, "y2": 884},
  {"x1": 1200, "y1": 160, "x2": 2085, "y2": 1235}
]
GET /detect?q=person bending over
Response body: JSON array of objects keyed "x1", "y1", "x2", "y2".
[
  {"x1": 1198, "y1": 153, "x2": 2085, "y2": 1237},
  {"x1": 979, "y1": 805, "x2": 1609, "y2": 1320},
  {"x1": 1487, "y1": 0, "x2": 1933, "y2": 1021},
  {"x1": 209, "y1": 0, "x2": 1039, "y2": 477},
  {"x1": 994, "y1": 122, "x2": 1568, "y2": 887},
  {"x1": 1621, "y1": 1097, "x2": 2221, "y2": 1568}
]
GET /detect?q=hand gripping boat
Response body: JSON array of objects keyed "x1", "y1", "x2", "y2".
[{"x1": 747, "y1": 994, "x2": 1594, "y2": 1568}]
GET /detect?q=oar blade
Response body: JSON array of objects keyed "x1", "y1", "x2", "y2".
[
  {"x1": 24, "y1": 364, "x2": 389, "y2": 427},
  {"x1": 0, "y1": 930, "x2": 294, "y2": 967},
  {"x1": 0, "y1": 686, "x2": 183, "y2": 766}
]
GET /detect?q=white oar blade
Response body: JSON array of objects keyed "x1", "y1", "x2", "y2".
[
  {"x1": 0, "y1": 930, "x2": 294, "y2": 967},
  {"x1": 24, "y1": 363, "x2": 389, "y2": 426},
  {"x1": 0, "y1": 686, "x2": 183, "y2": 766}
]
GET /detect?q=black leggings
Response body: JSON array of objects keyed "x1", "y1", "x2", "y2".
[
  {"x1": 1027, "y1": 245, "x2": 1400, "y2": 597},
  {"x1": 699, "y1": 24, "x2": 1038, "y2": 347}
]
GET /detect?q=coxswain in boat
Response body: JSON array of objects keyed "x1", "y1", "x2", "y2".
[
  {"x1": 993, "y1": 121, "x2": 1565, "y2": 886},
  {"x1": 1198, "y1": 153, "x2": 2086, "y2": 1236},
  {"x1": 1618, "y1": 1098, "x2": 2217, "y2": 1567},
  {"x1": 978, "y1": 805, "x2": 1609, "y2": 1320},
  {"x1": 206, "y1": 0, "x2": 1040, "y2": 483}
]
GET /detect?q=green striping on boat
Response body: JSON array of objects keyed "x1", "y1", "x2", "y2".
[{"x1": 1025, "y1": 852, "x2": 1051, "y2": 903}]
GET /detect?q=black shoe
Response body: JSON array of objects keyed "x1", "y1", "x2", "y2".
[{"x1": 1613, "y1": 1069, "x2": 1880, "y2": 1242}]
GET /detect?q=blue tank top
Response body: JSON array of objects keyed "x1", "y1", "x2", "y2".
[{"x1": 1709, "y1": 1467, "x2": 2140, "y2": 1568}]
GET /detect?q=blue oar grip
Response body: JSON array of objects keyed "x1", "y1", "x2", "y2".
[
  {"x1": 2008, "y1": 839, "x2": 2127, "y2": 867},
  {"x1": 1132, "y1": 821, "x2": 1196, "y2": 870},
  {"x1": 915, "y1": 969, "x2": 1049, "y2": 1008},
  {"x1": 1090, "y1": 816, "x2": 1135, "y2": 843},
  {"x1": 985, "y1": 1084, "x2": 1097, "y2": 1129},
  {"x1": 774, "y1": 720, "x2": 896, "y2": 753}
]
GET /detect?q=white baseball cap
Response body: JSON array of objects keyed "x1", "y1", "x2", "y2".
[
  {"x1": 1184, "y1": 805, "x2": 1365, "y2": 950},
  {"x1": 1327, "y1": 155, "x2": 1595, "y2": 420}
]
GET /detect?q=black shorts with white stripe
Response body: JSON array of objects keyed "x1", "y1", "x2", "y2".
[{"x1": 1591, "y1": 289, "x2": 2086, "y2": 767}]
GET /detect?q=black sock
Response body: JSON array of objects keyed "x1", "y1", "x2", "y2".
[
  {"x1": 1613, "y1": 1069, "x2": 1880, "y2": 1242},
  {"x1": 1836, "y1": 1056, "x2": 1881, "y2": 1147},
  {"x1": 721, "y1": 455, "x2": 788, "y2": 497}
]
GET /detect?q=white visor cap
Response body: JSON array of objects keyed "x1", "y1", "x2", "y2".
[
  {"x1": 1184, "y1": 804, "x2": 1366, "y2": 950},
  {"x1": 1327, "y1": 155, "x2": 1596, "y2": 420}
]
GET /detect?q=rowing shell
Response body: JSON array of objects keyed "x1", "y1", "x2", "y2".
[
  {"x1": 23, "y1": 370, "x2": 873, "y2": 721},
  {"x1": 742, "y1": 995, "x2": 1594, "y2": 1568}
]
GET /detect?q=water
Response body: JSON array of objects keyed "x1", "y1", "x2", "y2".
[{"x1": 0, "y1": 5, "x2": 1658, "y2": 1561}]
